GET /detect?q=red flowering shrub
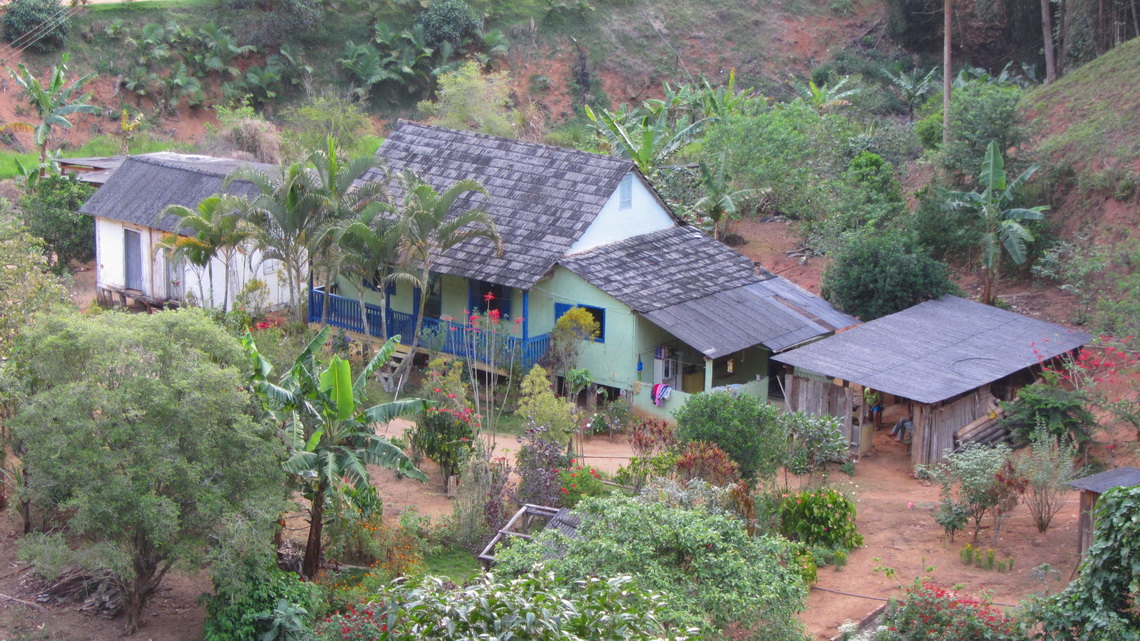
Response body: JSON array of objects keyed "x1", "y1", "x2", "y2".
[
  {"x1": 408, "y1": 407, "x2": 475, "y2": 480},
  {"x1": 314, "y1": 603, "x2": 389, "y2": 641},
  {"x1": 555, "y1": 460, "x2": 609, "y2": 507},
  {"x1": 879, "y1": 579, "x2": 1019, "y2": 641},
  {"x1": 675, "y1": 441, "x2": 741, "y2": 486}
]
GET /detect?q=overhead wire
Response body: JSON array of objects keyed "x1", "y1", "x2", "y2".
[{"x1": 0, "y1": 3, "x2": 85, "y2": 67}]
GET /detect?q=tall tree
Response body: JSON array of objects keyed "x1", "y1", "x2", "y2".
[
  {"x1": 157, "y1": 195, "x2": 251, "y2": 311},
  {"x1": 949, "y1": 141, "x2": 1047, "y2": 305},
  {"x1": 303, "y1": 137, "x2": 388, "y2": 327},
  {"x1": 1042, "y1": 0, "x2": 1058, "y2": 82},
  {"x1": 387, "y1": 170, "x2": 500, "y2": 391},
  {"x1": 10, "y1": 310, "x2": 285, "y2": 633},
  {"x1": 246, "y1": 329, "x2": 428, "y2": 578},
  {"x1": 4, "y1": 54, "x2": 101, "y2": 174},
  {"x1": 943, "y1": 0, "x2": 953, "y2": 146}
]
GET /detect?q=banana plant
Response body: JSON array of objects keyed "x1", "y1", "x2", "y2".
[
  {"x1": 948, "y1": 141, "x2": 1047, "y2": 305},
  {"x1": 245, "y1": 329, "x2": 429, "y2": 578},
  {"x1": 585, "y1": 103, "x2": 705, "y2": 178},
  {"x1": 795, "y1": 75, "x2": 861, "y2": 113},
  {"x1": 5, "y1": 54, "x2": 101, "y2": 175},
  {"x1": 882, "y1": 66, "x2": 938, "y2": 117}
]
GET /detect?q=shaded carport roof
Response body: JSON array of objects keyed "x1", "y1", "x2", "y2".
[
  {"x1": 642, "y1": 277, "x2": 859, "y2": 358},
  {"x1": 771, "y1": 296, "x2": 1091, "y2": 404}
]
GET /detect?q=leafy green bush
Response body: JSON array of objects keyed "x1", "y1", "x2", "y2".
[
  {"x1": 780, "y1": 411, "x2": 850, "y2": 476},
  {"x1": 3, "y1": 0, "x2": 69, "y2": 52},
  {"x1": 416, "y1": 0, "x2": 478, "y2": 47},
  {"x1": 495, "y1": 495, "x2": 808, "y2": 640},
  {"x1": 19, "y1": 174, "x2": 95, "y2": 274},
  {"x1": 821, "y1": 230, "x2": 957, "y2": 321},
  {"x1": 556, "y1": 461, "x2": 610, "y2": 507},
  {"x1": 919, "y1": 443, "x2": 1013, "y2": 543},
  {"x1": 204, "y1": 566, "x2": 322, "y2": 641},
  {"x1": 914, "y1": 109, "x2": 943, "y2": 149},
  {"x1": 673, "y1": 391, "x2": 785, "y2": 480},
  {"x1": 779, "y1": 487, "x2": 863, "y2": 550},
  {"x1": 908, "y1": 185, "x2": 982, "y2": 260},
  {"x1": 409, "y1": 407, "x2": 476, "y2": 481},
  {"x1": 999, "y1": 380, "x2": 1096, "y2": 454},
  {"x1": 943, "y1": 82, "x2": 1028, "y2": 182},
  {"x1": 314, "y1": 573, "x2": 687, "y2": 641}
]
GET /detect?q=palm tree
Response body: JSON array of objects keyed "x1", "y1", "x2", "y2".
[
  {"x1": 693, "y1": 154, "x2": 758, "y2": 241},
  {"x1": 338, "y1": 208, "x2": 408, "y2": 346},
  {"x1": 228, "y1": 163, "x2": 325, "y2": 323},
  {"x1": 246, "y1": 329, "x2": 428, "y2": 579},
  {"x1": 4, "y1": 54, "x2": 101, "y2": 175},
  {"x1": 156, "y1": 195, "x2": 252, "y2": 311},
  {"x1": 388, "y1": 170, "x2": 501, "y2": 391},
  {"x1": 305, "y1": 137, "x2": 389, "y2": 326},
  {"x1": 949, "y1": 141, "x2": 1047, "y2": 305}
]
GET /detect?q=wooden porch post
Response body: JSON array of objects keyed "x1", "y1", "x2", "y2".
[
  {"x1": 522, "y1": 289, "x2": 529, "y2": 341},
  {"x1": 704, "y1": 357, "x2": 713, "y2": 392}
]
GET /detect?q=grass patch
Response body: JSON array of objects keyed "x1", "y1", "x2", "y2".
[
  {"x1": 423, "y1": 545, "x2": 482, "y2": 583},
  {"x1": 1022, "y1": 37, "x2": 1140, "y2": 169},
  {"x1": 0, "y1": 134, "x2": 188, "y2": 180}
]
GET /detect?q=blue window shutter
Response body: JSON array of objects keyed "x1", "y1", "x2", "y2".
[{"x1": 555, "y1": 303, "x2": 572, "y2": 323}]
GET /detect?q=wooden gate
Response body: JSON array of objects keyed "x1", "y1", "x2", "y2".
[{"x1": 786, "y1": 374, "x2": 856, "y2": 451}]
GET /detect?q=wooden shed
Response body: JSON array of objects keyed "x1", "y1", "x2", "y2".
[
  {"x1": 1069, "y1": 467, "x2": 1140, "y2": 556},
  {"x1": 772, "y1": 297, "x2": 1091, "y2": 466}
]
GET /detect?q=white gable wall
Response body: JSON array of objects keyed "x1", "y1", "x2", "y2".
[
  {"x1": 567, "y1": 172, "x2": 675, "y2": 254},
  {"x1": 94, "y1": 216, "x2": 291, "y2": 310}
]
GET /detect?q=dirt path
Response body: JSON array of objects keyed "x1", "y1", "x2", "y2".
[{"x1": 799, "y1": 425, "x2": 1083, "y2": 639}]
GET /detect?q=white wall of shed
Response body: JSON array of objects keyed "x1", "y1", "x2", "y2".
[
  {"x1": 94, "y1": 217, "x2": 291, "y2": 310},
  {"x1": 567, "y1": 173, "x2": 674, "y2": 254}
]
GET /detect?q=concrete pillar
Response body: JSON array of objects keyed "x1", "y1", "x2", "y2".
[{"x1": 704, "y1": 357, "x2": 713, "y2": 392}]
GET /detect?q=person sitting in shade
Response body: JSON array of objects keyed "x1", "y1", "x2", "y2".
[
  {"x1": 864, "y1": 387, "x2": 883, "y2": 429},
  {"x1": 891, "y1": 406, "x2": 914, "y2": 442}
]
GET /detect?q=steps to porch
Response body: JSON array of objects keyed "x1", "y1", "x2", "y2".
[{"x1": 308, "y1": 288, "x2": 552, "y2": 371}]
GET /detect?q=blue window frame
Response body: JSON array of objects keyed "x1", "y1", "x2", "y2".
[
  {"x1": 555, "y1": 302, "x2": 605, "y2": 343},
  {"x1": 619, "y1": 174, "x2": 633, "y2": 209}
]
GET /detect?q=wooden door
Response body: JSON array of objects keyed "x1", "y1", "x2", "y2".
[{"x1": 124, "y1": 229, "x2": 143, "y2": 291}]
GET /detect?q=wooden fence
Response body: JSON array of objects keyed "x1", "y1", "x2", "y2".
[{"x1": 786, "y1": 374, "x2": 857, "y2": 451}]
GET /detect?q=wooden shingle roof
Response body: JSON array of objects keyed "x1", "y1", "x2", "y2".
[
  {"x1": 561, "y1": 226, "x2": 856, "y2": 356},
  {"x1": 559, "y1": 226, "x2": 758, "y2": 312},
  {"x1": 370, "y1": 120, "x2": 635, "y2": 289},
  {"x1": 78, "y1": 153, "x2": 273, "y2": 233},
  {"x1": 773, "y1": 296, "x2": 1092, "y2": 404}
]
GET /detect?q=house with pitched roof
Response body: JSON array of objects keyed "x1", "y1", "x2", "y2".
[
  {"x1": 79, "y1": 152, "x2": 290, "y2": 311},
  {"x1": 315, "y1": 121, "x2": 857, "y2": 416}
]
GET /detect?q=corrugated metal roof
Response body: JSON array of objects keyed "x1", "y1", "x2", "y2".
[
  {"x1": 370, "y1": 120, "x2": 635, "y2": 289},
  {"x1": 1069, "y1": 467, "x2": 1140, "y2": 493},
  {"x1": 772, "y1": 296, "x2": 1092, "y2": 404},
  {"x1": 643, "y1": 279, "x2": 858, "y2": 358},
  {"x1": 78, "y1": 153, "x2": 274, "y2": 233}
]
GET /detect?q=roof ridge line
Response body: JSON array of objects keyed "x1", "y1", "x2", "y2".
[{"x1": 393, "y1": 119, "x2": 636, "y2": 167}]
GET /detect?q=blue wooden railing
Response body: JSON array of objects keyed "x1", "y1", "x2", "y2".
[{"x1": 308, "y1": 288, "x2": 551, "y2": 370}]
